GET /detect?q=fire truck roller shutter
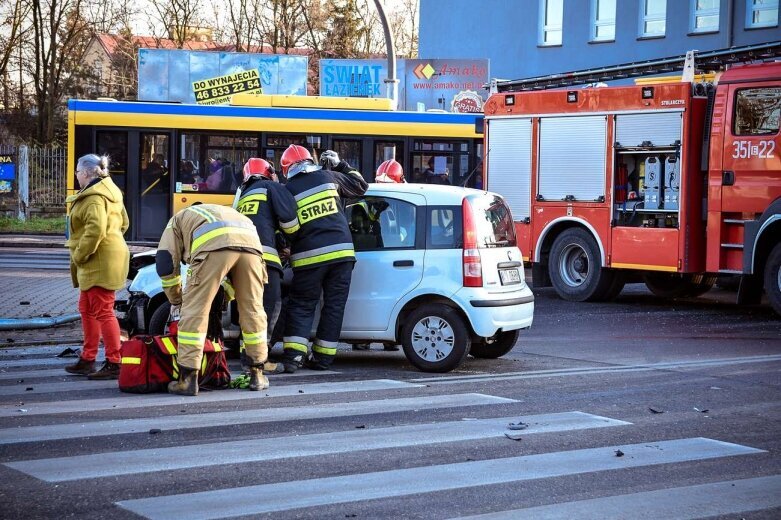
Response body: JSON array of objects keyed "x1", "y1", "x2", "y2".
[
  {"x1": 539, "y1": 116, "x2": 606, "y2": 202},
  {"x1": 485, "y1": 117, "x2": 533, "y2": 222},
  {"x1": 615, "y1": 112, "x2": 683, "y2": 149}
]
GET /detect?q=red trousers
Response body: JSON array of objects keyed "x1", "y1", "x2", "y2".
[{"x1": 78, "y1": 287, "x2": 121, "y2": 363}]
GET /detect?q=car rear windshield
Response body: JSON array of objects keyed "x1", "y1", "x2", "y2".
[{"x1": 467, "y1": 194, "x2": 517, "y2": 248}]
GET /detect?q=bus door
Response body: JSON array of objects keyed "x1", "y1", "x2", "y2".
[
  {"x1": 137, "y1": 132, "x2": 172, "y2": 241},
  {"x1": 95, "y1": 131, "x2": 130, "y2": 236}
]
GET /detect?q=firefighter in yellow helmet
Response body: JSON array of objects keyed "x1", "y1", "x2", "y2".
[{"x1": 156, "y1": 204, "x2": 270, "y2": 395}]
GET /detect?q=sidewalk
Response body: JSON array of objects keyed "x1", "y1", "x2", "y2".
[{"x1": 0, "y1": 234, "x2": 151, "y2": 347}]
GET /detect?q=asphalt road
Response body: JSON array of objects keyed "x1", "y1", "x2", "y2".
[
  {"x1": 0, "y1": 284, "x2": 779, "y2": 519},
  {"x1": 0, "y1": 249, "x2": 70, "y2": 270}
]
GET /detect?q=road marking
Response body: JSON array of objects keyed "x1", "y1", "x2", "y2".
[
  {"x1": 0, "y1": 345, "x2": 82, "y2": 358},
  {"x1": 0, "y1": 357, "x2": 79, "y2": 369},
  {"x1": 455, "y1": 475, "x2": 781, "y2": 519},
  {"x1": 6, "y1": 411, "x2": 626, "y2": 481},
  {"x1": 0, "y1": 366, "x2": 338, "y2": 381},
  {"x1": 116, "y1": 437, "x2": 764, "y2": 519},
  {"x1": 0, "y1": 379, "x2": 422, "y2": 417},
  {"x1": 0, "y1": 393, "x2": 512, "y2": 444},
  {"x1": 412, "y1": 354, "x2": 781, "y2": 384},
  {"x1": 0, "y1": 379, "x2": 117, "y2": 395}
]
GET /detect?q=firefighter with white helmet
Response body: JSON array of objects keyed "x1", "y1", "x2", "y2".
[
  {"x1": 280, "y1": 145, "x2": 368, "y2": 372},
  {"x1": 233, "y1": 158, "x2": 299, "y2": 360},
  {"x1": 374, "y1": 159, "x2": 405, "y2": 184},
  {"x1": 156, "y1": 204, "x2": 270, "y2": 395}
]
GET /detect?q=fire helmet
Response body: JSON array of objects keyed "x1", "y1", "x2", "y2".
[
  {"x1": 280, "y1": 145, "x2": 312, "y2": 176},
  {"x1": 242, "y1": 158, "x2": 274, "y2": 181},
  {"x1": 375, "y1": 159, "x2": 404, "y2": 183}
]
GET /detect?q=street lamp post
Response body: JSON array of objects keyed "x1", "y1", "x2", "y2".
[{"x1": 373, "y1": 0, "x2": 399, "y2": 110}]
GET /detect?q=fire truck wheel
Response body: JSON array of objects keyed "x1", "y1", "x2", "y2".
[
  {"x1": 765, "y1": 243, "x2": 781, "y2": 316},
  {"x1": 548, "y1": 228, "x2": 615, "y2": 302},
  {"x1": 685, "y1": 275, "x2": 717, "y2": 297}
]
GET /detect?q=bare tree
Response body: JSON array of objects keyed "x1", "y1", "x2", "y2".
[
  {"x1": 389, "y1": 0, "x2": 418, "y2": 58},
  {"x1": 149, "y1": 0, "x2": 205, "y2": 48}
]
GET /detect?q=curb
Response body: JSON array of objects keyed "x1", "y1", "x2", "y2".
[{"x1": 0, "y1": 339, "x2": 83, "y2": 348}]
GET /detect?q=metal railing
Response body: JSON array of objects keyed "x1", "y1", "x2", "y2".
[{"x1": 0, "y1": 144, "x2": 67, "y2": 213}]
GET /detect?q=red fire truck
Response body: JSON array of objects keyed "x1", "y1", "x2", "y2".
[{"x1": 483, "y1": 43, "x2": 781, "y2": 315}]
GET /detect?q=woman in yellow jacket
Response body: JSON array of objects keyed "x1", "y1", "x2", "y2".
[{"x1": 65, "y1": 154, "x2": 130, "y2": 379}]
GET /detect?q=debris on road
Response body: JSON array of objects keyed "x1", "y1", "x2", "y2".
[
  {"x1": 648, "y1": 407, "x2": 665, "y2": 414},
  {"x1": 694, "y1": 407, "x2": 709, "y2": 413},
  {"x1": 56, "y1": 347, "x2": 80, "y2": 358},
  {"x1": 149, "y1": 428, "x2": 162, "y2": 434},
  {"x1": 504, "y1": 433, "x2": 523, "y2": 441},
  {"x1": 507, "y1": 421, "x2": 529, "y2": 430},
  {"x1": 615, "y1": 449, "x2": 624, "y2": 457},
  {"x1": 355, "y1": 425, "x2": 366, "y2": 429}
]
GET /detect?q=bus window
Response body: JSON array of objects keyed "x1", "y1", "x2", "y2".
[
  {"x1": 373, "y1": 140, "x2": 404, "y2": 181},
  {"x1": 332, "y1": 139, "x2": 361, "y2": 173},
  {"x1": 264, "y1": 134, "x2": 314, "y2": 179},
  {"x1": 411, "y1": 139, "x2": 470, "y2": 186},
  {"x1": 178, "y1": 133, "x2": 257, "y2": 194},
  {"x1": 139, "y1": 133, "x2": 171, "y2": 239}
]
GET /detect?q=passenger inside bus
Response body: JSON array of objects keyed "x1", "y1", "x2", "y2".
[{"x1": 141, "y1": 154, "x2": 168, "y2": 195}]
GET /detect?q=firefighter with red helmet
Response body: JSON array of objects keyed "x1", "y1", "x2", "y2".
[
  {"x1": 280, "y1": 145, "x2": 368, "y2": 372},
  {"x1": 374, "y1": 159, "x2": 405, "y2": 184},
  {"x1": 233, "y1": 158, "x2": 299, "y2": 357}
]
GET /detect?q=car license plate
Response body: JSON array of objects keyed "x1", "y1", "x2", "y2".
[{"x1": 499, "y1": 268, "x2": 521, "y2": 285}]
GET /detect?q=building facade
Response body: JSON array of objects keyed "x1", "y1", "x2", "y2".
[{"x1": 419, "y1": 0, "x2": 780, "y2": 81}]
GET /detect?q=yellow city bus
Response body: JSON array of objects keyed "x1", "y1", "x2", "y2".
[{"x1": 67, "y1": 95, "x2": 484, "y2": 242}]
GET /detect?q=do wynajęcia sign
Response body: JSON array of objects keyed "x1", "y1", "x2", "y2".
[{"x1": 193, "y1": 69, "x2": 262, "y2": 105}]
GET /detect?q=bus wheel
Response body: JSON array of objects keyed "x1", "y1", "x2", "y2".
[
  {"x1": 764, "y1": 243, "x2": 781, "y2": 317},
  {"x1": 549, "y1": 228, "x2": 614, "y2": 302}
]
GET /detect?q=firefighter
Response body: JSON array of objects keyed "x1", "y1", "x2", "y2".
[
  {"x1": 280, "y1": 146, "x2": 368, "y2": 372},
  {"x1": 156, "y1": 204, "x2": 271, "y2": 395},
  {"x1": 352, "y1": 159, "x2": 405, "y2": 352},
  {"x1": 233, "y1": 158, "x2": 299, "y2": 357},
  {"x1": 374, "y1": 159, "x2": 405, "y2": 184}
]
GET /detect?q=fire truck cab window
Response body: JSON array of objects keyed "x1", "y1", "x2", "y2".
[{"x1": 733, "y1": 88, "x2": 781, "y2": 136}]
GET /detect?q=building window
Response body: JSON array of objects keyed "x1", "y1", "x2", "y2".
[
  {"x1": 746, "y1": 0, "x2": 779, "y2": 28},
  {"x1": 539, "y1": 0, "x2": 563, "y2": 46},
  {"x1": 591, "y1": 0, "x2": 616, "y2": 41},
  {"x1": 639, "y1": 0, "x2": 667, "y2": 37},
  {"x1": 691, "y1": 0, "x2": 720, "y2": 32}
]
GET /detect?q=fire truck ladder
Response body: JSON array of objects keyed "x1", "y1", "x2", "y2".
[{"x1": 492, "y1": 41, "x2": 781, "y2": 92}]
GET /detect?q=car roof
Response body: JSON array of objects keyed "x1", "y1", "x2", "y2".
[{"x1": 365, "y1": 183, "x2": 499, "y2": 205}]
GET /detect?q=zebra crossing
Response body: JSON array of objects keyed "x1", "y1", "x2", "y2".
[{"x1": 0, "y1": 351, "x2": 779, "y2": 519}]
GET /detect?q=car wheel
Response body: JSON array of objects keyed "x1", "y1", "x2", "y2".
[
  {"x1": 148, "y1": 301, "x2": 171, "y2": 336},
  {"x1": 470, "y1": 330, "x2": 519, "y2": 359},
  {"x1": 764, "y1": 242, "x2": 781, "y2": 317},
  {"x1": 549, "y1": 228, "x2": 615, "y2": 302},
  {"x1": 401, "y1": 304, "x2": 470, "y2": 373}
]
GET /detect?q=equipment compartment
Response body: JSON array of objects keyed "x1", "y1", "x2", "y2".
[{"x1": 612, "y1": 147, "x2": 680, "y2": 229}]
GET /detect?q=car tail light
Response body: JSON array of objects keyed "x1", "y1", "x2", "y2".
[{"x1": 462, "y1": 198, "x2": 482, "y2": 287}]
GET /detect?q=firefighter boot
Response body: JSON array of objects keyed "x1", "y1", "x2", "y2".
[
  {"x1": 281, "y1": 352, "x2": 304, "y2": 374},
  {"x1": 248, "y1": 366, "x2": 269, "y2": 391},
  {"x1": 167, "y1": 366, "x2": 199, "y2": 396}
]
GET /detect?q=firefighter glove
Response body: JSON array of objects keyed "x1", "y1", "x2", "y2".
[
  {"x1": 169, "y1": 303, "x2": 181, "y2": 322},
  {"x1": 320, "y1": 150, "x2": 340, "y2": 170}
]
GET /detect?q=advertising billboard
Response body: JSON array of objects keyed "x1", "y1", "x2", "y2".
[
  {"x1": 138, "y1": 49, "x2": 309, "y2": 104},
  {"x1": 319, "y1": 58, "x2": 488, "y2": 112}
]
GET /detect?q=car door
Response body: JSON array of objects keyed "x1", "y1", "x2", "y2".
[{"x1": 342, "y1": 191, "x2": 425, "y2": 331}]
